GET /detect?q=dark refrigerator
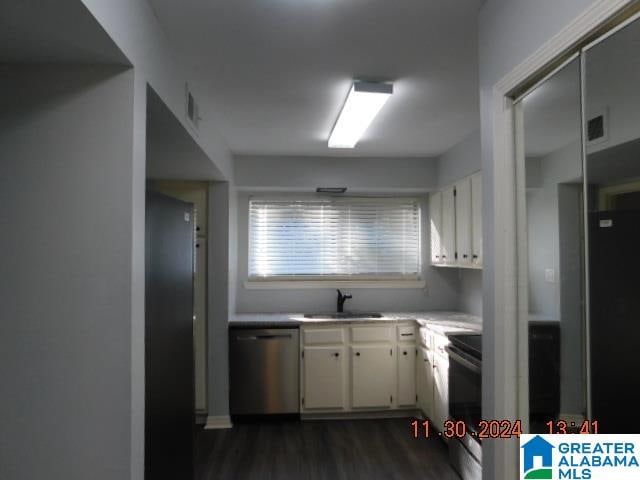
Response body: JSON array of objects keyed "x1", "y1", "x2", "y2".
[
  {"x1": 589, "y1": 210, "x2": 640, "y2": 433},
  {"x1": 145, "y1": 191, "x2": 195, "y2": 479}
]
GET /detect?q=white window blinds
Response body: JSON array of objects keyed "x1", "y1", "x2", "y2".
[{"x1": 249, "y1": 197, "x2": 421, "y2": 280}]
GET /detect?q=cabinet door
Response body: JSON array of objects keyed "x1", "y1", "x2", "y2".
[
  {"x1": 352, "y1": 346, "x2": 394, "y2": 408},
  {"x1": 417, "y1": 347, "x2": 434, "y2": 418},
  {"x1": 471, "y1": 172, "x2": 483, "y2": 266},
  {"x1": 441, "y1": 186, "x2": 456, "y2": 264},
  {"x1": 433, "y1": 352, "x2": 449, "y2": 431},
  {"x1": 303, "y1": 346, "x2": 345, "y2": 410},
  {"x1": 397, "y1": 346, "x2": 417, "y2": 407},
  {"x1": 455, "y1": 177, "x2": 472, "y2": 266},
  {"x1": 416, "y1": 348, "x2": 426, "y2": 414},
  {"x1": 429, "y1": 192, "x2": 443, "y2": 264},
  {"x1": 419, "y1": 347, "x2": 434, "y2": 419}
]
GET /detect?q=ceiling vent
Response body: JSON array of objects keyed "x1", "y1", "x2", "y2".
[
  {"x1": 587, "y1": 108, "x2": 608, "y2": 146},
  {"x1": 185, "y1": 83, "x2": 200, "y2": 131},
  {"x1": 317, "y1": 187, "x2": 347, "y2": 194}
]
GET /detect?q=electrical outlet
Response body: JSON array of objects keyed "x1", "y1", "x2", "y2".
[{"x1": 545, "y1": 268, "x2": 556, "y2": 283}]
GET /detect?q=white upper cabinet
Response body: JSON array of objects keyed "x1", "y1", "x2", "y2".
[
  {"x1": 441, "y1": 186, "x2": 456, "y2": 265},
  {"x1": 471, "y1": 172, "x2": 483, "y2": 266},
  {"x1": 430, "y1": 171, "x2": 482, "y2": 269},
  {"x1": 429, "y1": 191, "x2": 443, "y2": 264},
  {"x1": 455, "y1": 177, "x2": 472, "y2": 266}
]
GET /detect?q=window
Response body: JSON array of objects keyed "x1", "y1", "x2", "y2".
[{"x1": 248, "y1": 197, "x2": 421, "y2": 281}]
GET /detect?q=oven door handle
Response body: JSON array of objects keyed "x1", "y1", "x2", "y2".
[{"x1": 445, "y1": 345, "x2": 481, "y2": 374}]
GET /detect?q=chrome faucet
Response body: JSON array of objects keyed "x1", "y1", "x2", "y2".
[{"x1": 337, "y1": 289, "x2": 352, "y2": 313}]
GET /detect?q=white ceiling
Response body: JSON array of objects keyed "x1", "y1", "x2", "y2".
[
  {"x1": 0, "y1": 1, "x2": 128, "y2": 64},
  {"x1": 147, "y1": 0, "x2": 483, "y2": 157}
]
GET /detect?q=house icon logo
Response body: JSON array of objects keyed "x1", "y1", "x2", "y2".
[{"x1": 521, "y1": 435, "x2": 555, "y2": 479}]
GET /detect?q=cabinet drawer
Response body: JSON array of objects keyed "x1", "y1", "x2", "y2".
[
  {"x1": 397, "y1": 325, "x2": 416, "y2": 342},
  {"x1": 351, "y1": 325, "x2": 393, "y2": 343},
  {"x1": 303, "y1": 328, "x2": 345, "y2": 345}
]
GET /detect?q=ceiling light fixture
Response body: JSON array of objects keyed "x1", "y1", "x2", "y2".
[{"x1": 328, "y1": 81, "x2": 393, "y2": 149}]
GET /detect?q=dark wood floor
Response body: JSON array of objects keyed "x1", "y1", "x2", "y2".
[{"x1": 195, "y1": 418, "x2": 461, "y2": 480}]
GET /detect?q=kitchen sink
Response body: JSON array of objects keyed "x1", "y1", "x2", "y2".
[{"x1": 304, "y1": 312, "x2": 383, "y2": 319}]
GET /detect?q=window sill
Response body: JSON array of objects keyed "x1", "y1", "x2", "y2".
[{"x1": 243, "y1": 280, "x2": 426, "y2": 290}]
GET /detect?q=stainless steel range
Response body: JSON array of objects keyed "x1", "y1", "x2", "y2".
[{"x1": 446, "y1": 333, "x2": 482, "y2": 480}]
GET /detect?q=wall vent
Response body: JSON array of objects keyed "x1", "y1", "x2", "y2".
[
  {"x1": 185, "y1": 84, "x2": 200, "y2": 131},
  {"x1": 587, "y1": 108, "x2": 608, "y2": 146}
]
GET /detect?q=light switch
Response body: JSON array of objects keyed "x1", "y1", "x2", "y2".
[{"x1": 545, "y1": 268, "x2": 556, "y2": 283}]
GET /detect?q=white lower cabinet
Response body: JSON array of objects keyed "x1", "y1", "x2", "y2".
[
  {"x1": 417, "y1": 347, "x2": 434, "y2": 419},
  {"x1": 433, "y1": 343, "x2": 449, "y2": 430},
  {"x1": 301, "y1": 324, "x2": 416, "y2": 413},
  {"x1": 302, "y1": 346, "x2": 345, "y2": 410},
  {"x1": 352, "y1": 345, "x2": 394, "y2": 408},
  {"x1": 397, "y1": 345, "x2": 417, "y2": 407}
]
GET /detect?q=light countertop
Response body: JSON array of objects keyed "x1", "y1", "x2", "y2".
[{"x1": 229, "y1": 311, "x2": 481, "y2": 333}]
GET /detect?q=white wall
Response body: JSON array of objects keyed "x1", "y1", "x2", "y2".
[
  {"x1": 525, "y1": 141, "x2": 585, "y2": 417},
  {"x1": 0, "y1": 65, "x2": 136, "y2": 480},
  {"x1": 80, "y1": 0, "x2": 233, "y2": 181},
  {"x1": 235, "y1": 192, "x2": 461, "y2": 313},
  {"x1": 207, "y1": 182, "x2": 232, "y2": 419},
  {"x1": 76, "y1": 0, "x2": 238, "y2": 460},
  {"x1": 557, "y1": 184, "x2": 585, "y2": 416},
  {"x1": 232, "y1": 154, "x2": 461, "y2": 314},
  {"x1": 478, "y1": 1, "x2": 599, "y2": 478},
  {"x1": 526, "y1": 141, "x2": 582, "y2": 320},
  {"x1": 458, "y1": 269, "x2": 483, "y2": 317},
  {"x1": 437, "y1": 130, "x2": 482, "y2": 187},
  {"x1": 234, "y1": 155, "x2": 438, "y2": 192},
  {"x1": 436, "y1": 130, "x2": 484, "y2": 317}
]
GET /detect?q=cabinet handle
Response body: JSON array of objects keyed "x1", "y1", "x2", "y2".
[
  {"x1": 334, "y1": 352, "x2": 339, "y2": 357},
  {"x1": 463, "y1": 254, "x2": 468, "y2": 258},
  {"x1": 473, "y1": 254, "x2": 478, "y2": 259},
  {"x1": 403, "y1": 351, "x2": 408, "y2": 356},
  {"x1": 356, "y1": 352, "x2": 360, "y2": 356}
]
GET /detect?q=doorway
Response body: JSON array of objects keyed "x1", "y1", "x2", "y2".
[
  {"x1": 144, "y1": 86, "x2": 225, "y2": 479},
  {"x1": 513, "y1": 7, "x2": 640, "y2": 437}
]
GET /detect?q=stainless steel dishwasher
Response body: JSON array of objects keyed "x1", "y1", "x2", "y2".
[{"x1": 229, "y1": 326, "x2": 300, "y2": 415}]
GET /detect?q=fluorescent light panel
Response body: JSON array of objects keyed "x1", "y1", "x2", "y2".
[{"x1": 328, "y1": 81, "x2": 393, "y2": 149}]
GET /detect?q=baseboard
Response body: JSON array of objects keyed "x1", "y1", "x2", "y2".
[
  {"x1": 204, "y1": 415, "x2": 233, "y2": 430},
  {"x1": 302, "y1": 409, "x2": 421, "y2": 421},
  {"x1": 195, "y1": 411, "x2": 208, "y2": 425}
]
